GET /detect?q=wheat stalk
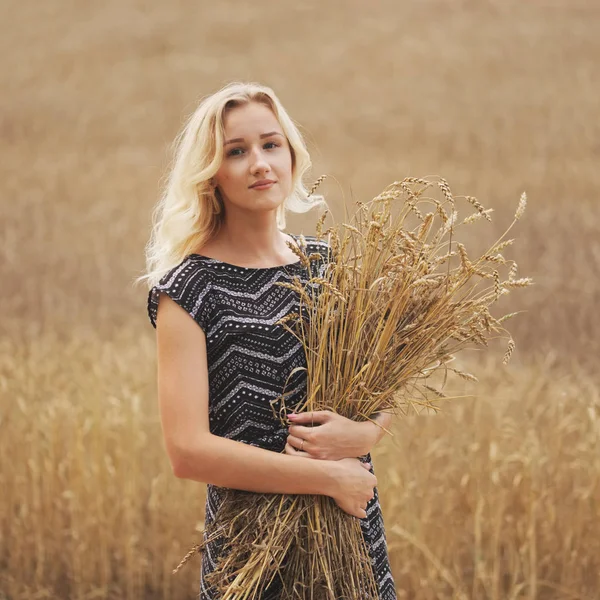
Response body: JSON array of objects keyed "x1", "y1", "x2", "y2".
[{"x1": 176, "y1": 177, "x2": 532, "y2": 599}]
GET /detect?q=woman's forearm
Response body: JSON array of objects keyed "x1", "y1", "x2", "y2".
[{"x1": 173, "y1": 432, "x2": 340, "y2": 497}]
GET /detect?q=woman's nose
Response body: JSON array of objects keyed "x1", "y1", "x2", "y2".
[{"x1": 249, "y1": 147, "x2": 271, "y2": 173}]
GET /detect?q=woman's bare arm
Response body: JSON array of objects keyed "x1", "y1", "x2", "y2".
[
  {"x1": 155, "y1": 293, "x2": 340, "y2": 497},
  {"x1": 175, "y1": 430, "x2": 338, "y2": 495}
]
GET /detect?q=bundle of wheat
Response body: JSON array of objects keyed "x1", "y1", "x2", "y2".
[{"x1": 177, "y1": 176, "x2": 532, "y2": 599}]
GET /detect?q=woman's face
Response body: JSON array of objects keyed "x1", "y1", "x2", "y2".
[{"x1": 213, "y1": 101, "x2": 293, "y2": 214}]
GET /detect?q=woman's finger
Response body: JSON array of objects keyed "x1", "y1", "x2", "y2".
[
  {"x1": 287, "y1": 434, "x2": 307, "y2": 452},
  {"x1": 285, "y1": 439, "x2": 314, "y2": 459}
]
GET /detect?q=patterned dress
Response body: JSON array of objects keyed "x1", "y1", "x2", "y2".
[{"x1": 147, "y1": 234, "x2": 397, "y2": 599}]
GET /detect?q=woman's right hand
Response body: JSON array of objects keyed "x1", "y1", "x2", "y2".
[{"x1": 329, "y1": 457, "x2": 377, "y2": 519}]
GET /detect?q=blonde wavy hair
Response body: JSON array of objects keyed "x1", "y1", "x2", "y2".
[{"x1": 137, "y1": 81, "x2": 327, "y2": 288}]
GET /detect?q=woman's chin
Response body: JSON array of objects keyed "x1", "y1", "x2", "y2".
[{"x1": 248, "y1": 194, "x2": 286, "y2": 211}]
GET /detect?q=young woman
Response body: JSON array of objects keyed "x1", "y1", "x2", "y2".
[{"x1": 142, "y1": 82, "x2": 397, "y2": 599}]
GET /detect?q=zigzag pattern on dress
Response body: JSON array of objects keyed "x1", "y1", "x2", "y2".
[{"x1": 148, "y1": 234, "x2": 397, "y2": 599}]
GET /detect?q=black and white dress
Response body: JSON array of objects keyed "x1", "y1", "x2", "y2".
[{"x1": 147, "y1": 234, "x2": 397, "y2": 599}]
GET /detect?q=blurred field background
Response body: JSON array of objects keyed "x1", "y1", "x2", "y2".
[{"x1": 1, "y1": 0, "x2": 599, "y2": 598}]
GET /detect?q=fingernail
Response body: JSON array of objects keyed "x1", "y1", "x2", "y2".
[{"x1": 288, "y1": 413, "x2": 297, "y2": 419}]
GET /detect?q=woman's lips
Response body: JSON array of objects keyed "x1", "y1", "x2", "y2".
[{"x1": 250, "y1": 182, "x2": 275, "y2": 190}]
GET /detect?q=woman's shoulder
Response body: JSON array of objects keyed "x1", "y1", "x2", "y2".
[
  {"x1": 154, "y1": 255, "x2": 215, "y2": 289},
  {"x1": 302, "y1": 234, "x2": 327, "y2": 247},
  {"x1": 147, "y1": 257, "x2": 215, "y2": 330},
  {"x1": 297, "y1": 233, "x2": 332, "y2": 251},
  {"x1": 299, "y1": 234, "x2": 335, "y2": 263}
]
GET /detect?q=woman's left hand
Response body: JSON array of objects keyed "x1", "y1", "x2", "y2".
[{"x1": 285, "y1": 410, "x2": 376, "y2": 461}]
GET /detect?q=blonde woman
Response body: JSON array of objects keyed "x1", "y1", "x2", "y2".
[{"x1": 141, "y1": 82, "x2": 396, "y2": 599}]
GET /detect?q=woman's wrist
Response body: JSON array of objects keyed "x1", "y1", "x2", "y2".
[
  {"x1": 357, "y1": 413, "x2": 392, "y2": 455},
  {"x1": 318, "y1": 459, "x2": 343, "y2": 498},
  {"x1": 356, "y1": 419, "x2": 381, "y2": 456}
]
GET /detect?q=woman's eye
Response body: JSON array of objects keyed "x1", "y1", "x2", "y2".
[{"x1": 227, "y1": 142, "x2": 279, "y2": 157}]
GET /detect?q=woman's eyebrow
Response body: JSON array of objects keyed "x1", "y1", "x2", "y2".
[{"x1": 224, "y1": 132, "x2": 284, "y2": 146}]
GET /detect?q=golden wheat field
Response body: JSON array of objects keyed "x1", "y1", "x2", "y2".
[{"x1": 1, "y1": 1, "x2": 599, "y2": 598}]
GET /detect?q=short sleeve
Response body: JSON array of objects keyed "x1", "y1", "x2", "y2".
[{"x1": 147, "y1": 260, "x2": 213, "y2": 333}]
